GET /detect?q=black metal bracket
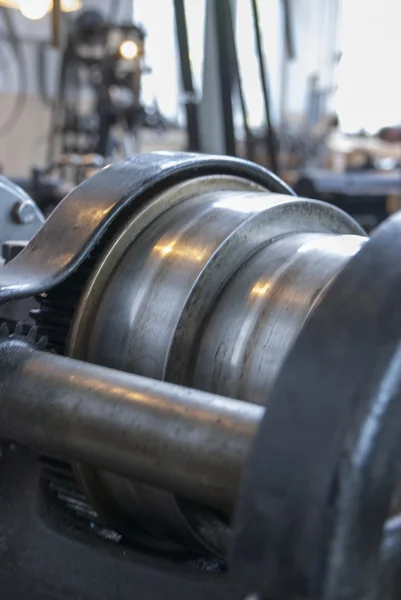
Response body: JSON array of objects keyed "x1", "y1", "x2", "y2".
[{"x1": 0, "y1": 152, "x2": 293, "y2": 304}]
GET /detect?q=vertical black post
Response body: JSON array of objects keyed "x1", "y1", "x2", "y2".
[
  {"x1": 282, "y1": 0, "x2": 295, "y2": 60},
  {"x1": 52, "y1": 0, "x2": 62, "y2": 48},
  {"x1": 225, "y1": 0, "x2": 255, "y2": 161},
  {"x1": 174, "y1": 0, "x2": 201, "y2": 152},
  {"x1": 251, "y1": 0, "x2": 279, "y2": 173},
  {"x1": 214, "y1": 0, "x2": 236, "y2": 156}
]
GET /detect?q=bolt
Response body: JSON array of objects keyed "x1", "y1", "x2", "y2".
[{"x1": 12, "y1": 201, "x2": 36, "y2": 225}]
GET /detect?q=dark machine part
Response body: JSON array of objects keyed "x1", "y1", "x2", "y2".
[
  {"x1": 205, "y1": 0, "x2": 278, "y2": 168},
  {"x1": 0, "y1": 177, "x2": 44, "y2": 249},
  {"x1": 0, "y1": 153, "x2": 400, "y2": 599},
  {"x1": 232, "y1": 196, "x2": 401, "y2": 600},
  {"x1": 250, "y1": 0, "x2": 278, "y2": 173},
  {"x1": 214, "y1": 0, "x2": 236, "y2": 157},
  {"x1": 12, "y1": 171, "x2": 74, "y2": 216},
  {"x1": 0, "y1": 178, "x2": 43, "y2": 331},
  {"x1": 174, "y1": 0, "x2": 201, "y2": 152},
  {"x1": 282, "y1": 0, "x2": 295, "y2": 60},
  {"x1": 52, "y1": 0, "x2": 62, "y2": 48},
  {"x1": 225, "y1": 2, "x2": 255, "y2": 163},
  {"x1": 48, "y1": 9, "x2": 146, "y2": 162},
  {"x1": 12, "y1": 154, "x2": 107, "y2": 216},
  {"x1": 295, "y1": 168, "x2": 401, "y2": 232}
]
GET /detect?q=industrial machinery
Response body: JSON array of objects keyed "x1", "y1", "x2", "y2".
[
  {"x1": 0, "y1": 152, "x2": 400, "y2": 600},
  {"x1": 48, "y1": 9, "x2": 147, "y2": 161},
  {"x1": 0, "y1": 176, "x2": 44, "y2": 250},
  {"x1": 295, "y1": 167, "x2": 401, "y2": 232}
]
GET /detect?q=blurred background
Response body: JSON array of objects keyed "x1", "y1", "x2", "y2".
[{"x1": 0, "y1": 0, "x2": 400, "y2": 230}]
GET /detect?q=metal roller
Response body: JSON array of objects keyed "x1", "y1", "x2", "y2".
[
  {"x1": 0, "y1": 335, "x2": 261, "y2": 512},
  {"x1": 63, "y1": 164, "x2": 366, "y2": 551},
  {"x1": 231, "y1": 210, "x2": 401, "y2": 600},
  {"x1": 1, "y1": 150, "x2": 401, "y2": 599},
  {"x1": 9, "y1": 151, "x2": 401, "y2": 600},
  {"x1": 0, "y1": 153, "x2": 370, "y2": 557}
]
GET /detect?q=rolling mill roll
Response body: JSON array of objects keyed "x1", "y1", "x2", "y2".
[{"x1": 0, "y1": 153, "x2": 400, "y2": 600}]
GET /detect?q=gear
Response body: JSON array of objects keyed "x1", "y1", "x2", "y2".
[
  {"x1": 0, "y1": 321, "x2": 48, "y2": 351},
  {"x1": 28, "y1": 153, "x2": 292, "y2": 356},
  {"x1": 0, "y1": 321, "x2": 118, "y2": 543},
  {"x1": 0, "y1": 320, "x2": 118, "y2": 544},
  {"x1": 31, "y1": 226, "x2": 119, "y2": 355}
]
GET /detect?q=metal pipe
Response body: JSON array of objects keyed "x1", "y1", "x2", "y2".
[{"x1": 0, "y1": 339, "x2": 262, "y2": 512}]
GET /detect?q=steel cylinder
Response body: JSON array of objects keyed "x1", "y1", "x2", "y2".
[
  {"x1": 61, "y1": 175, "x2": 367, "y2": 553},
  {"x1": 192, "y1": 232, "x2": 365, "y2": 403},
  {"x1": 0, "y1": 338, "x2": 261, "y2": 512},
  {"x1": 0, "y1": 156, "x2": 374, "y2": 559},
  {"x1": 69, "y1": 180, "x2": 366, "y2": 400}
]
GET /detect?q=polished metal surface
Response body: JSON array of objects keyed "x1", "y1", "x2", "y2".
[
  {"x1": 68, "y1": 175, "x2": 265, "y2": 364},
  {"x1": 230, "y1": 210, "x2": 401, "y2": 600},
  {"x1": 1, "y1": 151, "x2": 395, "y2": 596},
  {"x1": 192, "y1": 232, "x2": 366, "y2": 404},
  {"x1": 0, "y1": 339, "x2": 261, "y2": 511},
  {"x1": 66, "y1": 175, "x2": 366, "y2": 552},
  {"x1": 70, "y1": 189, "x2": 365, "y2": 384},
  {"x1": 0, "y1": 152, "x2": 289, "y2": 302},
  {"x1": 68, "y1": 174, "x2": 269, "y2": 552}
]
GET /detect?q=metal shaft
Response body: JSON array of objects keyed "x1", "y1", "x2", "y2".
[{"x1": 0, "y1": 339, "x2": 262, "y2": 511}]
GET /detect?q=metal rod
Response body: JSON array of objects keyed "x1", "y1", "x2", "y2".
[
  {"x1": 0, "y1": 340, "x2": 262, "y2": 511},
  {"x1": 214, "y1": 0, "x2": 236, "y2": 156},
  {"x1": 282, "y1": 0, "x2": 295, "y2": 60},
  {"x1": 174, "y1": 0, "x2": 201, "y2": 152},
  {"x1": 225, "y1": 0, "x2": 255, "y2": 161},
  {"x1": 52, "y1": 0, "x2": 62, "y2": 49},
  {"x1": 251, "y1": 0, "x2": 279, "y2": 173}
]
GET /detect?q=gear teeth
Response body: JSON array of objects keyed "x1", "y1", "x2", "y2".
[
  {"x1": 0, "y1": 321, "x2": 49, "y2": 351},
  {"x1": 0, "y1": 322, "x2": 10, "y2": 339},
  {"x1": 26, "y1": 325, "x2": 38, "y2": 343},
  {"x1": 37, "y1": 335, "x2": 49, "y2": 351},
  {"x1": 14, "y1": 322, "x2": 23, "y2": 336},
  {"x1": 32, "y1": 224, "x2": 119, "y2": 355}
]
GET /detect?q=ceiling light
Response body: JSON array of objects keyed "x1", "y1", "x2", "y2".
[
  {"x1": 119, "y1": 40, "x2": 138, "y2": 61},
  {"x1": 19, "y1": 0, "x2": 52, "y2": 20},
  {"x1": 0, "y1": 0, "x2": 83, "y2": 18},
  {"x1": 60, "y1": 0, "x2": 82, "y2": 12},
  {"x1": 0, "y1": 1, "x2": 19, "y2": 8}
]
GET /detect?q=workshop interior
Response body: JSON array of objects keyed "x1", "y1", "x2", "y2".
[{"x1": 0, "y1": 1, "x2": 400, "y2": 599}]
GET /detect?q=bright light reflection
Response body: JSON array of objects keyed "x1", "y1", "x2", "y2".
[
  {"x1": 251, "y1": 282, "x2": 271, "y2": 297},
  {"x1": 19, "y1": 0, "x2": 51, "y2": 19},
  {"x1": 120, "y1": 40, "x2": 139, "y2": 60}
]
